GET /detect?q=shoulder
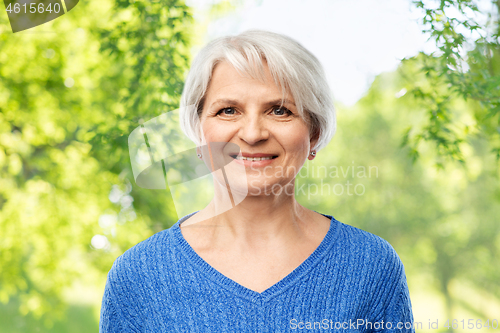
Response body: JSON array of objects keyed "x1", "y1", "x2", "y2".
[
  {"x1": 322, "y1": 217, "x2": 413, "y2": 323},
  {"x1": 340, "y1": 221, "x2": 401, "y2": 259},
  {"x1": 331, "y1": 219, "x2": 410, "y2": 305},
  {"x1": 100, "y1": 224, "x2": 184, "y2": 331},
  {"x1": 330, "y1": 218, "x2": 405, "y2": 280},
  {"x1": 107, "y1": 225, "x2": 178, "y2": 284}
]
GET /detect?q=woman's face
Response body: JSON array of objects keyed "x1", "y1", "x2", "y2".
[{"x1": 199, "y1": 60, "x2": 317, "y2": 196}]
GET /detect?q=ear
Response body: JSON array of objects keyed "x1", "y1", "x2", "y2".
[
  {"x1": 307, "y1": 128, "x2": 320, "y2": 160},
  {"x1": 310, "y1": 129, "x2": 320, "y2": 150}
]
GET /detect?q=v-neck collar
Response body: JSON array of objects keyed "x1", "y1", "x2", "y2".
[{"x1": 171, "y1": 211, "x2": 340, "y2": 303}]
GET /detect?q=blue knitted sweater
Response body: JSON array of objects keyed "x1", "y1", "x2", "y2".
[{"x1": 99, "y1": 213, "x2": 414, "y2": 332}]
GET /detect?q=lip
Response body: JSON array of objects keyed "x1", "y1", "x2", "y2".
[
  {"x1": 239, "y1": 153, "x2": 276, "y2": 158},
  {"x1": 228, "y1": 152, "x2": 279, "y2": 168},
  {"x1": 228, "y1": 152, "x2": 279, "y2": 159},
  {"x1": 232, "y1": 157, "x2": 277, "y2": 167}
]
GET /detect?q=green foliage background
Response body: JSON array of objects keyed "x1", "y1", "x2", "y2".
[
  {"x1": 0, "y1": 0, "x2": 192, "y2": 330},
  {"x1": 0, "y1": 0, "x2": 499, "y2": 332}
]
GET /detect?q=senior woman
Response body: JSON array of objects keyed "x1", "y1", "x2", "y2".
[{"x1": 100, "y1": 30, "x2": 414, "y2": 332}]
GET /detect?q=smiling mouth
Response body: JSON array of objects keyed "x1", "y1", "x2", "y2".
[{"x1": 230, "y1": 155, "x2": 278, "y2": 161}]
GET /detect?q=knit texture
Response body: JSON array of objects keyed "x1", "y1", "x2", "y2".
[{"x1": 100, "y1": 213, "x2": 414, "y2": 332}]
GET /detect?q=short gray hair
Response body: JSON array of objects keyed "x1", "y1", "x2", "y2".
[{"x1": 180, "y1": 30, "x2": 336, "y2": 151}]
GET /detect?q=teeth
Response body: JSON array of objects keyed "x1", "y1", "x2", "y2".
[{"x1": 235, "y1": 156, "x2": 274, "y2": 161}]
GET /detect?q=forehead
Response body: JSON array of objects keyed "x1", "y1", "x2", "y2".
[{"x1": 205, "y1": 61, "x2": 294, "y2": 103}]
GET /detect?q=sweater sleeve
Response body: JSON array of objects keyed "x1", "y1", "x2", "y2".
[
  {"x1": 379, "y1": 260, "x2": 415, "y2": 333},
  {"x1": 99, "y1": 279, "x2": 118, "y2": 332},
  {"x1": 99, "y1": 271, "x2": 127, "y2": 333},
  {"x1": 99, "y1": 258, "x2": 141, "y2": 333}
]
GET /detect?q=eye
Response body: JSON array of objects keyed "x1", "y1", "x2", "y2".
[
  {"x1": 271, "y1": 106, "x2": 292, "y2": 116},
  {"x1": 216, "y1": 107, "x2": 237, "y2": 116}
]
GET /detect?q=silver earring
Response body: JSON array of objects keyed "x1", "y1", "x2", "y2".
[
  {"x1": 197, "y1": 153, "x2": 202, "y2": 158},
  {"x1": 310, "y1": 151, "x2": 316, "y2": 157}
]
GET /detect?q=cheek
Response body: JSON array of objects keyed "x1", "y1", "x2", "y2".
[
  {"x1": 201, "y1": 122, "x2": 241, "y2": 146},
  {"x1": 201, "y1": 120, "x2": 226, "y2": 142},
  {"x1": 282, "y1": 126, "x2": 311, "y2": 153}
]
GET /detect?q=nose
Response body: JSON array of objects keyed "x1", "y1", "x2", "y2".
[{"x1": 238, "y1": 115, "x2": 269, "y2": 145}]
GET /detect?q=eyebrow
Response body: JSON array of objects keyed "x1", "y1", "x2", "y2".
[{"x1": 210, "y1": 98, "x2": 296, "y2": 108}]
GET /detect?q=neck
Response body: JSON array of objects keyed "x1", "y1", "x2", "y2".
[
  {"x1": 217, "y1": 192, "x2": 307, "y2": 236},
  {"x1": 183, "y1": 180, "x2": 319, "y2": 248}
]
